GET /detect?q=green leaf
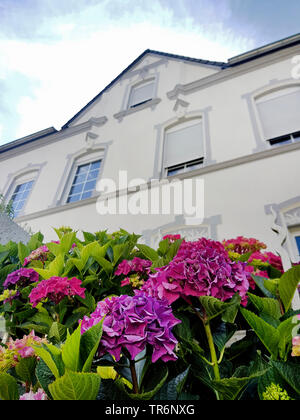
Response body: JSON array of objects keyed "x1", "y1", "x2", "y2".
[
  {"x1": 154, "y1": 367, "x2": 190, "y2": 400},
  {"x1": 35, "y1": 359, "x2": 55, "y2": 399},
  {"x1": 48, "y1": 322, "x2": 67, "y2": 344},
  {"x1": 17, "y1": 242, "x2": 29, "y2": 265},
  {"x1": 136, "y1": 244, "x2": 159, "y2": 262},
  {"x1": 49, "y1": 371, "x2": 101, "y2": 400},
  {"x1": 199, "y1": 296, "x2": 236, "y2": 322},
  {"x1": 34, "y1": 254, "x2": 64, "y2": 279},
  {"x1": 279, "y1": 265, "x2": 300, "y2": 312},
  {"x1": 272, "y1": 361, "x2": 300, "y2": 395},
  {"x1": 240, "y1": 308, "x2": 279, "y2": 358},
  {"x1": 0, "y1": 373, "x2": 19, "y2": 400},
  {"x1": 61, "y1": 324, "x2": 82, "y2": 372},
  {"x1": 15, "y1": 357, "x2": 37, "y2": 384},
  {"x1": 248, "y1": 293, "x2": 282, "y2": 320},
  {"x1": 33, "y1": 345, "x2": 62, "y2": 379},
  {"x1": 80, "y1": 320, "x2": 104, "y2": 373}
]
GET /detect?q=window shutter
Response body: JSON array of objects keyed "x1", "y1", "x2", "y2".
[
  {"x1": 128, "y1": 81, "x2": 154, "y2": 107},
  {"x1": 257, "y1": 87, "x2": 300, "y2": 139},
  {"x1": 164, "y1": 120, "x2": 204, "y2": 168}
]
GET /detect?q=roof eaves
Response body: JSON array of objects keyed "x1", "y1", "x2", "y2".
[{"x1": 0, "y1": 127, "x2": 58, "y2": 155}]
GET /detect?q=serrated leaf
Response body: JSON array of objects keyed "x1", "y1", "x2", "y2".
[
  {"x1": 136, "y1": 244, "x2": 159, "y2": 262},
  {"x1": 240, "y1": 308, "x2": 279, "y2": 358},
  {"x1": 0, "y1": 373, "x2": 19, "y2": 400},
  {"x1": 80, "y1": 320, "x2": 104, "y2": 373},
  {"x1": 248, "y1": 293, "x2": 282, "y2": 320},
  {"x1": 199, "y1": 296, "x2": 236, "y2": 321},
  {"x1": 272, "y1": 361, "x2": 300, "y2": 395},
  {"x1": 35, "y1": 359, "x2": 55, "y2": 399},
  {"x1": 18, "y1": 242, "x2": 29, "y2": 265},
  {"x1": 49, "y1": 371, "x2": 101, "y2": 400},
  {"x1": 33, "y1": 345, "x2": 62, "y2": 379},
  {"x1": 61, "y1": 323, "x2": 82, "y2": 372},
  {"x1": 15, "y1": 357, "x2": 37, "y2": 384}
]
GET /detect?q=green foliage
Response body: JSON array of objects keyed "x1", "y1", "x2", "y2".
[{"x1": 0, "y1": 227, "x2": 299, "y2": 400}]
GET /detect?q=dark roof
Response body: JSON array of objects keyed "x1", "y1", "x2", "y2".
[
  {"x1": 0, "y1": 127, "x2": 57, "y2": 155},
  {"x1": 61, "y1": 49, "x2": 226, "y2": 129},
  {"x1": 1, "y1": 35, "x2": 300, "y2": 154}
]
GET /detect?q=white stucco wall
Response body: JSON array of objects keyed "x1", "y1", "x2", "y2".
[{"x1": 0, "y1": 48, "x2": 299, "y2": 258}]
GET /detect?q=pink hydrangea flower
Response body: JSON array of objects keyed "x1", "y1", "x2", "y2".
[
  {"x1": 115, "y1": 257, "x2": 152, "y2": 276},
  {"x1": 80, "y1": 292, "x2": 181, "y2": 363},
  {"x1": 163, "y1": 234, "x2": 182, "y2": 242},
  {"x1": 23, "y1": 246, "x2": 49, "y2": 266},
  {"x1": 6, "y1": 330, "x2": 47, "y2": 363},
  {"x1": 142, "y1": 238, "x2": 250, "y2": 305},
  {"x1": 29, "y1": 277, "x2": 86, "y2": 307},
  {"x1": 292, "y1": 336, "x2": 300, "y2": 357},
  {"x1": 223, "y1": 236, "x2": 267, "y2": 254},
  {"x1": 20, "y1": 389, "x2": 47, "y2": 400}
]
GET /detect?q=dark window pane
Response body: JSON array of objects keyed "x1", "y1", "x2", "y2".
[
  {"x1": 67, "y1": 194, "x2": 81, "y2": 203},
  {"x1": 81, "y1": 191, "x2": 93, "y2": 200},
  {"x1": 296, "y1": 236, "x2": 300, "y2": 255}
]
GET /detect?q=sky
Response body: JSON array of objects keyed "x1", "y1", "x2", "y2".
[{"x1": 0, "y1": 0, "x2": 299, "y2": 146}]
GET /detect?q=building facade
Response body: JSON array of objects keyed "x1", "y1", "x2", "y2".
[{"x1": 1, "y1": 34, "x2": 300, "y2": 261}]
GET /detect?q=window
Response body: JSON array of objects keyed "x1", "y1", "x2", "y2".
[
  {"x1": 256, "y1": 86, "x2": 300, "y2": 145},
  {"x1": 295, "y1": 236, "x2": 300, "y2": 255},
  {"x1": 128, "y1": 79, "x2": 155, "y2": 108},
  {"x1": 163, "y1": 119, "x2": 204, "y2": 177},
  {"x1": 167, "y1": 158, "x2": 204, "y2": 177},
  {"x1": 10, "y1": 180, "x2": 34, "y2": 218},
  {"x1": 67, "y1": 160, "x2": 101, "y2": 203}
]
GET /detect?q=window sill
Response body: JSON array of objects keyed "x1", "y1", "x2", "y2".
[{"x1": 113, "y1": 98, "x2": 161, "y2": 122}]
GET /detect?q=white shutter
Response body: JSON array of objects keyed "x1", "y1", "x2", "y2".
[
  {"x1": 257, "y1": 87, "x2": 300, "y2": 139},
  {"x1": 128, "y1": 81, "x2": 154, "y2": 107},
  {"x1": 164, "y1": 120, "x2": 204, "y2": 168}
]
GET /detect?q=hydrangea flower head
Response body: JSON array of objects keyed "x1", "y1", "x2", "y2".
[
  {"x1": 262, "y1": 383, "x2": 292, "y2": 400},
  {"x1": 115, "y1": 257, "x2": 152, "y2": 276},
  {"x1": 223, "y1": 236, "x2": 267, "y2": 254},
  {"x1": 141, "y1": 238, "x2": 250, "y2": 305},
  {"x1": 1, "y1": 331, "x2": 47, "y2": 371},
  {"x1": 80, "y1": 291, "x2": 181, "y2": 363},
  {"x1": 4, "y1": 268, "x2": 39, "y2": 289},
  {"x1": 163, "y1": 234, "x2": 182, "y2": 242},
  {"x1": 29, "y1": 277, "x2": 85, "y2": 307},
  {"x1": 23, "y1": 246, "x2": 49, "y2": 266},
  {"x1": 20, "y1": 389, "x2": 47, "y2": 400},
  {"x1": 292, "y1": 336, "x2": 300, "y2": 357}
]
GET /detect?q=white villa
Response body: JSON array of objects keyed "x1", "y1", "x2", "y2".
[{"x1": 1, "y1": 33, "x2": 300, "y2": 261}]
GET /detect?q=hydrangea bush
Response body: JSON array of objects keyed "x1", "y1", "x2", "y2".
[{"x1": 0, "y1": 228, "x2": 299, "y2": 401}]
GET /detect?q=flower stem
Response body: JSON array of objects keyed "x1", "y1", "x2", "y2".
[
  {"x1": 203, "y1": 320, "x2": 221, "y2": 382},
  {"x1": 129, "y1": 359, "x2": 139, "y2": 394}
]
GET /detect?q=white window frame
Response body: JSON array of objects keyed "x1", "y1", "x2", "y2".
[
  {"x1": 127, "y1": 78, "x2": 156, "y2": 109},
  {"x1": 253, "y1": 82, "x2": 300, "y2": 148},
  {"x1": 5, "y1": 170, "x2": 38, "y2": 218},
  {"x1": 61, "y1": 150, "x2": 105, "y2": 205},
  {"x1": 163, "y1": 118, "x2": 205, "y2": 177}
]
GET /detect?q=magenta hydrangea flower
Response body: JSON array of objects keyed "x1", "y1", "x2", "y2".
[
  {"x1": 23, "y1": 245, "x2": 49, "y2": 266},
  {"x1": 115, "y1": 257, "x2": 152, "y2": 276},
  {"x1": 163, "y1": 234, "x2": 182, "y2": 242},
  {"x1": 20, "y1": 389, "x2": 47, "y2": 400},
  {"x1": 80, "y1": 292, "x2": 181, "y2": 363},
  {"x1": 29, "y1": 277, "x2": 85, "y2": 307},
  {"x1": 4, "y1": 268, "x2": 39, "y2": 289},
  {"x1": 141, "y1": 238, "x2": 250, "y2": 305}
]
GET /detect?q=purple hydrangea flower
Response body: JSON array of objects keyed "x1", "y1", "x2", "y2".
[
  {"x1": 4, "y1": 268, "x2": 39, "y2": 289},
  {"x1": 80, "y1": 291, "x2": 181, "y2": 363},
  {"x1": 20, "y1": 389, "x2": 47, "y2": 400},
  {"x1": 141, "y1": 238, "x2": 250, "y2": 305}
]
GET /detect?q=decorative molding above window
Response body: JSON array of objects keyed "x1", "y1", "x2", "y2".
[
  {"x1": 114, "y1": 74, "x2": 161, "y2": 122},
  {"x1": 243, "y1": 79, "x2": 300, "y2": 153},
  {"x1": 2, "y1": 162, "x2": 47, "y2": 219},
  {"x1": 52, "y1": 141, "x2": 112, "y2": 207},
  {"x1": 142, "y1": 215, "x2": 222, "y2": 248}
]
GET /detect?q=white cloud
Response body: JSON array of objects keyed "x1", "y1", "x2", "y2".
[{"x1": 0, "y1": 1, "x2": 255, "y2": 144}]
